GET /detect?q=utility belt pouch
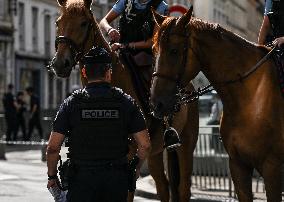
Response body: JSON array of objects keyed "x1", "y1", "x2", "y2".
[
  {"x1": 128, "y1": 155, "x2": 139, "y2": 192},
  {"x1": 58, "y1": 157, "x2": 72, "y2": 191}
]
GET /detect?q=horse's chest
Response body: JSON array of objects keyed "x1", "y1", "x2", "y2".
[{"x1": 221, "y1": 126, "x2": 273, "y2": 163}]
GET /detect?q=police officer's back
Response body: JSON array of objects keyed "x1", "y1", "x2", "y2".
[{"x1": 46, "y1": 46, "x2": 151, "y2": 202}]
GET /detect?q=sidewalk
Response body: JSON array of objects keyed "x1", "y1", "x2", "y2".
[{"x1": 0, "y1": 147, "x2": 231, "y2": 202}]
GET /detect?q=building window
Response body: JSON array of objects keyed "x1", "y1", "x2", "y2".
[
  {"x1": 18, "y1": 2, "x2": 25, "y2": 50},
  {"x1": 32, "y1": 7, "x2": 39, "y2": 52},
  {"x1": 44, "y1": 14, "x2": 51, "y2": 58}
]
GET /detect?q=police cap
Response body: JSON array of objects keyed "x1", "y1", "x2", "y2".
[{"x1": 82, "y1": 46, "x2": 112, "y2": 65}]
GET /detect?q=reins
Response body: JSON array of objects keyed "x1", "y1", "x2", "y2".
[
  {"x1": 179, "y1": 45, "x2": 277, "y2": 105},
  {"x1": 152, "y1": 18, "x2": 277, "y2": 106}
]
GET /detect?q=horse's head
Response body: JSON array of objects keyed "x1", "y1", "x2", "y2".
[
  {"x1": 151, "y1": 7, "x2": 201, "y2": 118},
  {"x1": 51, "y1": 0, "x2": 95, "y2": 78}
]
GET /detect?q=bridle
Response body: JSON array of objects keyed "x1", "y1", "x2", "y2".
[
  {"x1": 152, "y1": 18, "x2": 277, "y2": 112},
  {"x1": 47, "y1": 10, "x2": 96, "y2": 71},
  {"x1": 152, "y1": 19, "x2": 190, "y2": 89}
]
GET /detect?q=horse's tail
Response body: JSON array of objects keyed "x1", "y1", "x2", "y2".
[{"x1": 167, "y1": 150, "x2": 180, "y2": 202}]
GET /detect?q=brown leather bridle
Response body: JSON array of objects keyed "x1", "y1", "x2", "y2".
[
  {"x1": 152, "y1": 19, "x2": 190, "y2": 89},
  {"x1": 47, "y1": 10, "x2": 96, "y2": 71}
]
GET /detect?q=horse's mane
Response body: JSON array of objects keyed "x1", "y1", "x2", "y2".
[{"x1": 153, "y1": 16, "x2": 269, "y2": 54}]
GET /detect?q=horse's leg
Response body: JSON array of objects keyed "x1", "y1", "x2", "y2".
[
  {"x1": 260, "y1": 157, "x2": 282, "y2": 202},
  {"x1": 229, "y1": 158, "x2": 253, "y2": 202},
  {"x1": 175, "y1": 147, "x2": 193, "y2": 202},
  {"x1": 167, "y1": 150, "x2": 179, "y2": 202},
  {"x1": 176, "y1": 138, "x2": 198, "y2": 201},
  {"x1": 176, "y1": 103, "x2": 199, "y2": 202},
  {"x1": 148, "y1": 152, "x2": 169, "y2": 202}
]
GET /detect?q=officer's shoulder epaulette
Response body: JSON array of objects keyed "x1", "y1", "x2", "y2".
[
  {"x1": 111, "y1": 87, "x2": 124, "y2": 95},
  {"x1": 71, "y1": 89, "x2": 90, "y2": 99},
  {"x1": 112, "y1": 87, "x2": 136, "y2": 104}
]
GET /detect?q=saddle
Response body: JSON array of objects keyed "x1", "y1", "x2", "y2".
[{"x1": 272, "y1": 47, "x2": 284, "y2": 96}]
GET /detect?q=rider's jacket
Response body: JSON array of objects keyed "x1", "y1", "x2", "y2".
[
  {"x1": 118, "y1": 0, "x2": 162, "y2": 44},
  {"x1": 268, "y1": 0, "x2": 284, "y2": 37},
  {"x1": 68, "y1": 86, "x2": 128, "y2": 161}
]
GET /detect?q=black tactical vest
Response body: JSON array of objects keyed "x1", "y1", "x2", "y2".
[
  {"x1": 268, "y1": 0, "x2": 284, "y2": 37},
  {"x1": 119, "y1": 0, "x2": 163, "y2": 44},
  {"x1": 68, "y1": 88, "x2": 128, "y2": 161}
]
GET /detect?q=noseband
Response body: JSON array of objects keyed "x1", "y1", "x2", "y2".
[{"x1": 47, "y1": 11, "x2": 95, "y2": 71}]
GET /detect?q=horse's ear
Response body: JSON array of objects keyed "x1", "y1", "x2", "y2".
[
  {"x1": 152, "y1": 8, "x2": 166, "y2": 28},
  {"x1": 84, "y1": 0, "x2": 92, "y2": 8},
  {"x1": 176, "y1": 5, "x2": 193, "y2": 27},
  {"x1": 57, "y1": 0, "x2": 67, "y2": 7}
]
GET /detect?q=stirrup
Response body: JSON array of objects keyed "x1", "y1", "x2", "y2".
[{"x1": 163, "y1": 126, "x2": 182, "y2": 151}]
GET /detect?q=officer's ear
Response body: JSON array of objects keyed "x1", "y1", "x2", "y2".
[{"x1": 82, "y1": 67, "x2": 87, "y2": 79}]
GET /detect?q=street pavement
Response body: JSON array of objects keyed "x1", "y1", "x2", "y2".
[
  {"x1": 0, "y1": 117, "x2": 227, "y2": 202},
  {"x1": 0, "y1": 146, "x2": 229, "y2": 202}
]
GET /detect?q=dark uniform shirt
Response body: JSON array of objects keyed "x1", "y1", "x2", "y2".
[
  {"x1": 3, "y1": 92, "x2": 16, "y2": 115},
  {"x1": 52, "y1": 82, "x2": 146, "y2": 136},
  {"x1": 30, "y1": 95, "x2": 40, "y2": 115}
]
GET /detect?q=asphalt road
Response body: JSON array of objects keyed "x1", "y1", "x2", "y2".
[{"x1": 0, "y1": 148, "x2": 229, "y2": 202}]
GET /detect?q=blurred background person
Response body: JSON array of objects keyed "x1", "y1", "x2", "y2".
[
  {"x1": 15, "y1": 91, "x2": 27, "y2": 140},
  {"x1": 2, "y1": 84, "x2": 18, "y2": 142},
  {"x1": 206, "y1": 91, "x2": 223, "y2": 125},
  {"x1": 25, "y1": 87, "x2": 43, "y2": 141}
]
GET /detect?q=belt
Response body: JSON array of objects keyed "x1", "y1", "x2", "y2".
[{"x1": 71, "y1": 157, "x2": 128, "y2": 169}]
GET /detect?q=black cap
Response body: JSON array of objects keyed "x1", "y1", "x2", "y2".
[{"x1": 82, "y1": 46, "x2": 112, "y2": 65}]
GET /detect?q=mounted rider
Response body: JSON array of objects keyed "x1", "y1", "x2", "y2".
[
  {"x1": 99, "y1": 0, "x2": 168, "y2": 109},
  {"x1": 100, "y1": 0, "x2": 181, "y2": 149},
  {"x1": 259, "y1": 0, "x2": 284, "y2": 46},
  {"x1": 259, "y1": 0, "x2": 284, "y2": 94}
]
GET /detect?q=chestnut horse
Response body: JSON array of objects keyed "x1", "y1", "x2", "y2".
[
  {"x1": 151, "y1": 7, "x2": 284, "y2": 202},
  {"x1": 51, "y1": 0, "x2": 199, "y2": 201}
]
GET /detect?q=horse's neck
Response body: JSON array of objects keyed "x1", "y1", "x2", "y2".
[{"x1": 194, "y1": 28, "x2": 279, "y2": 109}]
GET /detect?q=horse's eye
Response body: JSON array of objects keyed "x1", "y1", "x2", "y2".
[
  {"x1": 170, "y1": 49, "x2": 178, "y2": 55},
  {"x1": 81, "y1": 21, "x2": 88, "y2": 27}
]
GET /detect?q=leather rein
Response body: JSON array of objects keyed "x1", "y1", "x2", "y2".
[
  {"x1": 152, "y1": 19, "x2": 277, "y2": 106},
  {"x1": 47, "y1": 10, "x2": 96, "y2": 72}
]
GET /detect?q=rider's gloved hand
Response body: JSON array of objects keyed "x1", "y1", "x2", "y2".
[
  {"x1": 273, "y1": 37, "x2": 284, "y2": 48},
  {"x1": 107, "y1": 28, "x2": 120, "y2": 43},
  {"x1": 111, "y1": 43, "x2": 123, "y2": 51},
  {"x1": 111, "y1": 43, "x2": 129, "y2": 51}
]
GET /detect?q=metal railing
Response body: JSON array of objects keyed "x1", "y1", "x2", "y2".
[{"x1": 192, "y1": 126, "x2": 283, "y2": 200}]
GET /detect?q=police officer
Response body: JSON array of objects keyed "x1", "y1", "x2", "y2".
[
  {"x1": 99, "y1": 0, "x2": 168, "y2": 51},
  {"x1": 258, "y1": 0, "x2": 284, "y2": 47},
  {"x1": 99, "y1": 0, "x2": 181, "y2": 150},
  {"x1": 46, "y1": 46, "x2": 151, "y2": 202},
  {"x1": 2, "y1": 84, "x2": 18, "y2": 142}
]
